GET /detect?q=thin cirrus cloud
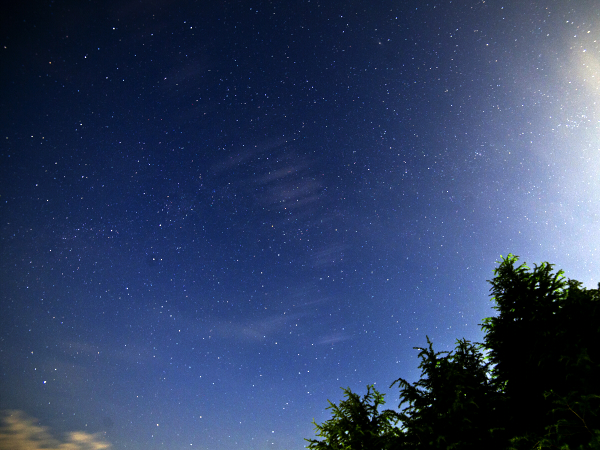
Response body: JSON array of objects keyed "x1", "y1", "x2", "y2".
[
  {"x1": 0, "y1": 410, "x2": 111, "y2": 450},
  {"x1": 316, "y1": 332, "x2": 353, "y2": 346},
  {"x1": 210, "y1": 312, "x2": 308, "y2": 342}
]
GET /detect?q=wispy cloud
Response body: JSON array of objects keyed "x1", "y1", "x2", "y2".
[
  {"x1": 0, "y1": 410, "x2": 111, "y2": 450},
  {"x1": 316, "y1": 332, "x2": 353, "y2": 346},
  {"x1": 212, "y1": 312, "x2": 307, "y2": 342}
]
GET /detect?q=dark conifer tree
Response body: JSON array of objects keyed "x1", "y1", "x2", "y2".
[
  {"x1": 482, "y1": 255, "x2": 600, "y2": 449},
  {"x1": 390, "y1": 337, "x2": 505, "y2": 449},
  {"x1": 305, "y1": 385, "x2": 402, "y2": 450},
  {"x1": 307, "y1": 255, "x2": 600, "y2": 449}
]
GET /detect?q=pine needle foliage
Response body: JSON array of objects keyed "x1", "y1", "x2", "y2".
[
  {"x1": 307, "y1": 255, "x2": 600, "y2": 449},
  {"x1": 482, "y1": 255, "x2": 600, "y2": 449},
  {"x1": 391, "y1": 337, "x2": 504, "y2": 449},
  {"x1": 305, "y1": 385, "x2": 402, "y2": 450}
]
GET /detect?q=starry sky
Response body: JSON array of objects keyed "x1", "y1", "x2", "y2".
[{"x1": 0, "y1": 1, "x2": 599, "y2": 449}]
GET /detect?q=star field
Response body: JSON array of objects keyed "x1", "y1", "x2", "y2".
[{"x1": 1, "y1": 1, "x2": 599, "y2": 449}]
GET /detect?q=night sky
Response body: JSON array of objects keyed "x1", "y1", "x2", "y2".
[{"x1": 1, "y1": 1, "x2": 599, "y2": 449}]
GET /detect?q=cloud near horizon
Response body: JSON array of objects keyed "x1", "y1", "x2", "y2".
[{"x1": 0, "y1": 410, "x2": 111, "y2": 450}]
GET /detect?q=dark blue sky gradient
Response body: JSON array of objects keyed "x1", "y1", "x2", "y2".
[{"x1": 1, "y1": 1, "x2": 599, "y2": 449}]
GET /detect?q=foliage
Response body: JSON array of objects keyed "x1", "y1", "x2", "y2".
[
  {"x1": 391, "y1": 337, "x2": 504, "y2": 449},
  {"x1": 305, "y1": 385, "x2": 401, "y2": 450},
  {"x1": 307, "y1": 255, "x2": 600, "y2": 449},
  {"x1": 482, "y1": 255, "x2": 600, "y2": 449}
]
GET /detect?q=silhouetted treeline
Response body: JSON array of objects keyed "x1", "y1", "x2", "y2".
[{"x1": 306, "y1": 255, "x2": 600, "y2": 449}]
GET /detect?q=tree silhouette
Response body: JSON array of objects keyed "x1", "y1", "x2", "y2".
[
  {"x1": 307, "y1": 255, "x2": 600, "y2": 449},
  {"x1": 482, "y1": 255, "x2": 600, "y2": 449},
  {"x1": 391, "y1": 337, "x2": 504, "y2": 449},
  {"x1": 306, "y1": 385, "x2": 401, "y2": 450}
]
